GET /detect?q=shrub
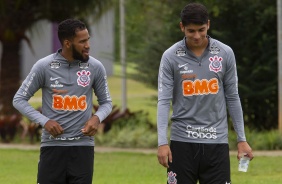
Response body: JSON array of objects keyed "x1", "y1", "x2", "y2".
[{"x1": 95, "y1": 110, "x2": 158, "y2": 148}]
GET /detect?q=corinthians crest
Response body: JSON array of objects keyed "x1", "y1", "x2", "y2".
[
  {"x1": 209, "y1": 55, "x2": 223, "y2": 73},
  {"x1": 167, "y1": 171, "x2": 177, "y2": 184},
  {"x1": 77, "y1": 70, "x2": 91, "y2": 87}
]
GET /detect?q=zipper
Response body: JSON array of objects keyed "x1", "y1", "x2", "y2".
[{"x1": 68, "y1": 63, "x2": 71, "y2": 83}]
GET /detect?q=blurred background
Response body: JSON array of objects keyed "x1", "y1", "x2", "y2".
[{"x1": 0, "y1": 0, "x2": 281, "y2": 151}]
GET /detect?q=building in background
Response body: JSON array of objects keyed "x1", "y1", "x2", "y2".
[{"x1": 7, "y1": 9, "x2": 114, "y2": 80}]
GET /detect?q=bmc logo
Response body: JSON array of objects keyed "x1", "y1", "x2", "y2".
[
  {"x1": 182, "y1": 78, "x2": 219, "y2": 96},
  {"x1": 52, "y1": 95, "x2": 87, "y2": 111}
]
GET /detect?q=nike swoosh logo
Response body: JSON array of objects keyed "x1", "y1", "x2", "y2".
[
  {"x1": 178, "y1": 63, "x2": 188, "y2": 68},
  {"x1": 50, "y1": 77, "x2": 61, "y2": 81}
]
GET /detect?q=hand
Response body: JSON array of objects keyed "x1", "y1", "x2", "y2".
[
  {"x1": 237, "y1": 141, "x2": 254, "y2": 160},
  {"x1": 81, "y1": 115, "x2": 100, "y2": 136},
  {"x1": 157, "y1": 144, "x2": 172, "y2": 168},
  {"x1": 44, "y1": 120, "x2": 64, "y2": 137}
]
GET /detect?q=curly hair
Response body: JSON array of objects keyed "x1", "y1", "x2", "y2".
[{"x1": 57, "y1": 19, "x2": 86, "y2": 45}]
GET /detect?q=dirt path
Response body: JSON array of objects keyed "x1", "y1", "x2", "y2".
[{"x1": 1, "y1": 143, "x2": 282, "y2": 156}]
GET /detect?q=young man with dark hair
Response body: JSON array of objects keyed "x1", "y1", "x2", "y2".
[
  {"x1": 157, "y1": 3, "x2": 253, "y2": 184},
  {"x1": 13, "y1": 19, "x2": 112, "y2": 184}
]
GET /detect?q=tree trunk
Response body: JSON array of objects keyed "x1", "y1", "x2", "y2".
[{"x1": 0, "y1": 40, "x2": 21, "y2": 115}]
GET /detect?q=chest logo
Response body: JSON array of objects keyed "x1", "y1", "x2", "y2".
[
  {"x1": 209, "y1": 55, "x2": 222, "y2": 73},
  {"x1": 209, "y1": 45, "x2": 220, "y2": 54},
  {"x1": 52, "y1": 95, "x2": 87, "y2": 111},
  {"x1": 50, "y1": 60, "x2": 61, "y2": 69},
  {"x1": 79, "y1": 62, "x2": 89, "y2": 69},
  {"x1": 77, "y1": 70, "x2": 91, "y2": 87},
  {"x1": 182, "y1": 78, "x2": 219, "y2": 96},
  {"x1": 175, "y1": 47, "x2": 186, "y2": 56}
]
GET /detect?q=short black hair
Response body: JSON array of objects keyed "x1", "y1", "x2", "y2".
[
  {"x1": 57, "y1": 19, "x2": 86, "y2": 45},
  {"x1": 180, "y1": 3, "x2": 209, "y2": 26}
]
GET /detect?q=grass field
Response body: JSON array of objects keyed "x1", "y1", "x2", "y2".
[
  {"x1": 10, "y1": 63, "x2": 282, "y2": 183},
  {"x1": 0, "y1": 149, "x2": 282, "y2": 184}
]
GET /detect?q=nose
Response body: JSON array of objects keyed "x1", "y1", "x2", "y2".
[
  {"x1": 85, "y1": 40, "x2": 90, "y2": 48},
  {"x1": 194, "y1": 31, "x2": 201, "y2": 39}
]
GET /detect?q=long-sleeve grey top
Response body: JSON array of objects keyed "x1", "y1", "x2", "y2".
[
  {"x1": 157, "y1": 36, "x2": 246, "y2": 146},
  {"x1": 13, "y1": 50, "x2": 112, "y2": 147}
]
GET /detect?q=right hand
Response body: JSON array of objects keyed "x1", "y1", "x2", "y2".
[
  {"x1": 157, "y1": 144, "x2": 172, "y2": 168},
  {"x1": 44, "y1": 120, "x2": 64, "y2": 137}
]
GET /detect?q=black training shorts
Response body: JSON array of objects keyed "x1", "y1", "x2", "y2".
[
  {"x1": 37, "y1": 146, "x2": 94, "y2": 184},
  {"x1": 167, "y1": 141, "x2": 231, "y2": 184}
]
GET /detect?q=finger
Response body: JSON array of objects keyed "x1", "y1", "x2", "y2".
[
  {"x1": 82, "y1": 127, "x2": 90, "y2": 135},
  {"x1": 82, "y1": 126, "x2": 89, "y2": 133},
  {"x1": 89, "y1": 130, "x2": 97, "y2": 136},
  {"x1": 247, "y1": 152, "x2": 254, "y2": 160},
  {"x1": 58, "y1": 125, "x2": 64, "y2": 134},
  {"x1": 168, "y1": 151, "x2": 173, "y2": 164},
  {"x1": 54, "y1": 126, "x2": 64, "y2": 135},
  {"x1": 85, "y1": 129, "x2": 97, "y2": 136},
  {"x1": 161, "y1": 156, "x2": 169, "y2": 168},
  {"x1": 158, "y1": 156, "x2": 165, "y2": 168},
  {"x1": 163, "y1": 158, "x2": 169, "y2": 168}
]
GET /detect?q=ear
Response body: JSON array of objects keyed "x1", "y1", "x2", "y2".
[
  {"x1": 179, "y1": 22, "x2": 185, "y2": 32},
  {"x1": 64, "y1": 40, "x2": 71, "y2": 49},
  {"x1": 207, "y1": 20, "x2": 210, "y2": 30}
]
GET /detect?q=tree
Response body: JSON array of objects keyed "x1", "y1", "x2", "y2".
[
  {"x1": 204, "y1": 0, "x2": 277, "y2": 130},
  {"x1": 126, "y1": 0, "x2": 277, "y2": 130},
  {"x1": 0, "y1": 0, "x2": 113, "y2": 116}
]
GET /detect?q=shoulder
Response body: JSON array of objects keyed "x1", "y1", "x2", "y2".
[
  {"x1": 32, "y1": 53, "x2": 58, "y2": 70},
  {"x1": 87, "y1": 56, "x2": 105, "y2": 68},
  {"x1": 86, "y1": 56, "x2": 107, "y2": 74},
  {"x1": 209, "y1": 37, "x2": 234, "y2": 56},
  {"x1": 162, "y1": 40, "x2": 184, "y2": 58}
]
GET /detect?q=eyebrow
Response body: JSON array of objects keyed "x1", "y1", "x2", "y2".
[
  {"x1": 79, "y1": 36, "x2": 90, "y2": 42},
  {"x1": 187, "y1": 27, "x2": 206, "y2": 31}
]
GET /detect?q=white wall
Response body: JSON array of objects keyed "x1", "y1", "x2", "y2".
[
  {"x1": 20, "y1": 20, "x2": 53, "y2": 79},
  {"x1": 90, "y1": 9, "x2": 114, "y2": 76},
  {"x1": 18, "y1": 10, "x2": 114, "y2": 79}
]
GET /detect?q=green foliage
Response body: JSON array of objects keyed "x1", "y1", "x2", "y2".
[
  {"x1": 125, "y1": 0, "x2": 278, "y2": 130},
  {"x1": 95, "y1": 110, "x2": 158, "y2": 148},
  {"x1": 228, "y1": 128, "x2": 282, "y2": 150},
  {"x1": 207, "y1": 0, "x2": 277, "y2": 130}
]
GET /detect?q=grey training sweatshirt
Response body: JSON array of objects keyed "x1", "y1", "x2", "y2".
[
  {"x1": 13, "y1": 50, "x2": 112, "y2": 147},
  {"x1": 157, "y1": 36, "x2": 246, "y2": 146}
]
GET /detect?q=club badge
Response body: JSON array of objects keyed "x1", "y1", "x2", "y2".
[
  {"x1": 79, "y1": 62, "x2": 89, "y2": 69},
  {"x1": 167, "y1": 171, "x2": 177, "y2": 184},
  {"x1": 50, "y1": 60, "x2": 61, "y2": 69},
  {"x1": 209, "y1": 55, "x2": 223, "y2": 73},
  {"x1": 175, "y1": 47, "x2": 186, "y2": 56},
  {"x1": 77, "y1": 70, "x2": 91, "y2": 87},
  {"x1": 209, "y1": 45, "x2": 220, "y2": 54}
]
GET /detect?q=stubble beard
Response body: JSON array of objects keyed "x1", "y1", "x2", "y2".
[{"x1": 72, "y1": 45, "x2": 89, "y2": 62}]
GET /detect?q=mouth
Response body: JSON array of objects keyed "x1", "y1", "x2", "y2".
[{"x1": 83, "y1": 50, "x2": 90, "y2": 56}]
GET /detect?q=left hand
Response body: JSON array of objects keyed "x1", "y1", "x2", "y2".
[
  {"x1": 237, "y1": 141, "x2": 254, "y2": 161},
  {"x1": 81, "y1": 115, "x2": 100, "y2": 136}
]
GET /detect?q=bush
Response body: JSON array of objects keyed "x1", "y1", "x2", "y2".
[
  {"x1": 95, "y1": 111, "x2": 158, "y2": 148},
  {"x1": 228, "y1": 128, "x2": 282, "y2": 150}
]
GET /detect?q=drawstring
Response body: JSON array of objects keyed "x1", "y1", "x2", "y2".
[
  {"x1": 193, "y1": 144, "x2": 205, "y2": 159},
  {"x1": 193, "y1": 144, "x2": 200, "y2": 159}
]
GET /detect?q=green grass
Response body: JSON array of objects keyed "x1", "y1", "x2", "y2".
[
  {"x1": 108, "y1": 63, "x2": 157, "y2": 123},
  {"x1": 0, "y1": 149, "x2": 282, "y2": 184}
]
